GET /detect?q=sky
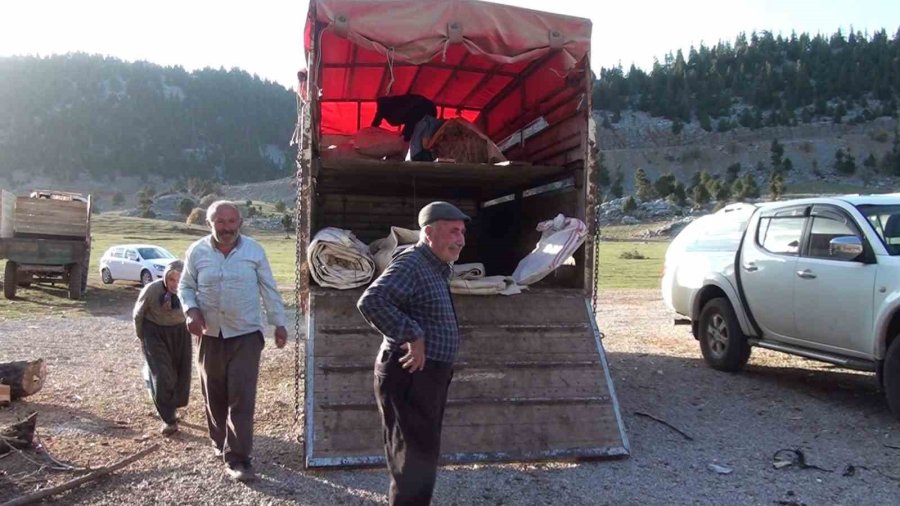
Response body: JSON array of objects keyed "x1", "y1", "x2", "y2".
[{"x1": 2, "y1": 0, "x2": 898, "y2": 90}]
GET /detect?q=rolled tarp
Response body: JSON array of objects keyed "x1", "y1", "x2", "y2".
[{"x1": 308, "y1": 227, "x2": 376, "y2": 289}]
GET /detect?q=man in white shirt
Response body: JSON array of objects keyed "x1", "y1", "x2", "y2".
[{"x1": 179, "y1": 200, "x2": 287, "y2": 482}]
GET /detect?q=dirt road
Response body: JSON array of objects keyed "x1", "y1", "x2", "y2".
[{"x1": 1, "y1": 288, "x2": 899, "y2": 504}]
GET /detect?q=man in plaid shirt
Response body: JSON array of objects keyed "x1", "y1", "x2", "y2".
[{"x1": 358, "y1": 201, "x2": 469, "y2": 506}]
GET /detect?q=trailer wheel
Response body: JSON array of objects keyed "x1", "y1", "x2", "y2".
[
  {"x1": 17, "y1": 273, "x2": 33, "y2": 288},
  {"x1": 68, "y1": 263, "x2": 83, "y2": 300},
  {"x1": 883, "y1": 337, "x2": 900, "y2": 421},
  {"x1": 4, "y1": 261, "x2": 18, "y2": 299},
  {"x1": 698, "y1": 297, "x2": 751, "y2": 372}
]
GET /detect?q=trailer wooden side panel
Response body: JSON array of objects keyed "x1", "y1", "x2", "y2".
[
  {"x1": 14, "y1": 198, "x2": 88, "y2": 238},
  {"x1": 0, "y1": 190, "x2": 14, "y2": 239},
  {"x1": 304, "y1": 288, "x2": 628, "y2": 467}
]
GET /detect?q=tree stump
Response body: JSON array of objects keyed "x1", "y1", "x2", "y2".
[
  {"x1": 0, "y1": 359, "x2": 46, "y2": 400},
  {"x1": 0, "y1": 412, "x2": 37, "y2": 455}
]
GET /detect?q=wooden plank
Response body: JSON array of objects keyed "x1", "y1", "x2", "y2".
[
  {"x1": 314, "y1": 370, "x2": 606, "y2": 406},
  {"x1": 0, "y1": 189, "x2": 14, "y2": 238},
  {"x1": 312, "y1": 327, "x2": 597, "y2": 358},
  {"x1": 314, "y1": 403, "x2": 622, "y2": 456},
  {"x1": 14, "y1": 198, "x2": 88, "y2": 238},
  {"x1": 311, "y1": 289, "x2": 592, "y2": 326}
]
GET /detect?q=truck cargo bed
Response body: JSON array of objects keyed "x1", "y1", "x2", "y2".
[{"x1": 304, "y1": 287, "x2": 629, "y2": 467}]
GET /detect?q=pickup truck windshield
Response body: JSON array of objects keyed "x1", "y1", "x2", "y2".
[{"x1": 857, "y1": 205, "x2": 900, "y2": 255}]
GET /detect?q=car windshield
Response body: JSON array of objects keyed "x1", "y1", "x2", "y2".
[
  {"x1": 857, "y1": 204, "x2": 900, "y2": 255},
  {"x1": 137, "y1": 247, "x2": 175, "y2": 260}
]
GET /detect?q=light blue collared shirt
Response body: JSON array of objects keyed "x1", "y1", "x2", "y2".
[{"x1": 179, "y1": 235, "x2": 286, "y2": 338}]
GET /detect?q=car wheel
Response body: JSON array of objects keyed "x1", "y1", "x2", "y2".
[
  {"x1": 883, "y1": 337, "x2": 900, "y2": 420},
  {"x1": 101, "y1": 268, "x2": 114, "y2": 284},
  {"x1": 140, "y1": 270, "x2": 153, "y2": 287},
  {"x1": 698, "y1": 297, "x2": 751, "y2": 372}
]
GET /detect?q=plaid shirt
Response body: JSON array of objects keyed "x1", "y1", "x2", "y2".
[{"x1": 357, "y1": 243, "x2": 459, "y2": 363}]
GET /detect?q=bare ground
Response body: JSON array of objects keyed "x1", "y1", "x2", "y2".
[{"x1": 2, "y1": 288, "x2": 900, "y2": 505}]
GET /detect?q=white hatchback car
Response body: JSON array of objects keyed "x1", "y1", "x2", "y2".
[{"x1": 99, "y1": 244, "x2": 177, "y2": 286}]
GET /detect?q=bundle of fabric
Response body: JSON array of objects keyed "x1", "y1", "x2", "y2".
[
  {"x1": 452, "y1": 263, "x2": 485, "y2": 280},
  {"x1": 450, "y1": 262, "x2": 521, "y2": 295},
  {"x1": 512, "y1": 214, "x2": 587, "y2": 286},
  {"x1": 423, "y1": 118, "x2": 507, "y2": 164},
  {"x1": 451, "y1": 275, "x2": 522, "y2": 296},
  {"x1": 308, "y1": 227, "x2": 376, "y2": 289},
  {"x1": 368, "y1": 226, "x2": 420, "y2": 275}
]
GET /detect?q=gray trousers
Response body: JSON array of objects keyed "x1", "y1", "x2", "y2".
[
  {"x1": 198, "y1": 331, "x2": 264, "y2": 466},
  {"x1": 142, "y1": 321, "x2": 192, "y2": 425}
]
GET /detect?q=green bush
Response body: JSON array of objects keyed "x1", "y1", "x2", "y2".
[
  {"x1": 619, "y1": 249, "x2": 646, "y2": 260},
  {"x1": 186, "y1": 208, "x2": 206, "y2": 225},
  {"x1": 178, "y1": 198, "x2": 196, "y2": 217}
]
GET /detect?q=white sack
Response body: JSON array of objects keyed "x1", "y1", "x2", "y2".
[
  {"x1": 369, "y1": 226, "x2": 420, "y2": 275},
  {"x1": 308, "y1": 227, "x2": 376, "y2": 289},
  {"x1": 511, "y1": 214, "x2": 587, "y2": 286}
]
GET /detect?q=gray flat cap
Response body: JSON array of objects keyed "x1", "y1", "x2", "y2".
[{"x1": 418, "y1": 201, "x2": 470, "y2": 227}]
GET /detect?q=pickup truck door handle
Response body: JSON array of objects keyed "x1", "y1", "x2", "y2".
[
  {"x1": 796, "y1": 269, "x2": 817, "y2": 279},
  {"x1": 743, "y1": 262, "x2": 758, "y2": 272}
]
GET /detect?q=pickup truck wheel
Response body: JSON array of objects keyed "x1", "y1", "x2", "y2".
[
  {"x1": 4, "y1": 261, "x2": 18, "y2": 299},
  {"x1": 698, "y1": 297, "x2": 750, "y2": 372},
  {"x1": 883, "y1": 337, "x2": 900, "y2": 420}
]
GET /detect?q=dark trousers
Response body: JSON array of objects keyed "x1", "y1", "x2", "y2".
[
  {"x1": 374, "y1": 349, "x2": 454, "y2": 506},
  {"x1": 142, "y1": 321, "x2": 192, "y2": 425},
  {"x1": 198, "y1": 331, "x2": 264, "y2": 465}
]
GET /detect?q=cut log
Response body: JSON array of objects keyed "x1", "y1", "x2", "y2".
[
  {"x1": 0, "y1": 412, "x2": 37, "y2": 455},
  {"x1": 0, "y1": 359, "x2": 46, "y2": 400}
]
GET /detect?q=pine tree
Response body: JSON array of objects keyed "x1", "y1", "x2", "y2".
[
  {"x1": 770, "y1": 139, "x2": 785, "y2": 172},
  {"x1": 768, "y1": 170, "x2": 785, "y2": 200},
  {"x1": 742, "y1": 174, "x2": 761, "y2": 198},
  {"x1": 691, "y1": 183, "x2": 711, "y2": 207},
  {"x1": 634, "y1": 168, "x2": 655, "y2": 201},
  {"x1": 653, "y1": 173, "x2": 676, "y2": 199},
  {"x1": 668, "y1": 182, "x2": 687, "y2": 207},
  {"x1": 610, "y1": 168, "x2": 624, "y2": 198},
  {"x1": 597, "y1": 151, "x2": 611, "y2": 187}
]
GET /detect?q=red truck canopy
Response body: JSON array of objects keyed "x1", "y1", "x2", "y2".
[{"x1": 304, "y1": 0, "x2": 592, "y2": 140}]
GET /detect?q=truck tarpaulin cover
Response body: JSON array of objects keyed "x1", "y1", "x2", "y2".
[{"x1": 304, "y1": 0, "x2": 592, "y2": 140}]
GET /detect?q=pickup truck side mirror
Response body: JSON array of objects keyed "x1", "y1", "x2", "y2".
[{"x1": 829, "y1": 236, "x2": 864, "y2": 261}]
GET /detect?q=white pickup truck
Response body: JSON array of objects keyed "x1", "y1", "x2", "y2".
[{"x1": 662, "y1": 195, "x2": 900, "y2": 418}]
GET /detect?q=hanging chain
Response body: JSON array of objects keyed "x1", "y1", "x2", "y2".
[{"x1": 590, "y1": 142, "x2": 602, "y2": 317}]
